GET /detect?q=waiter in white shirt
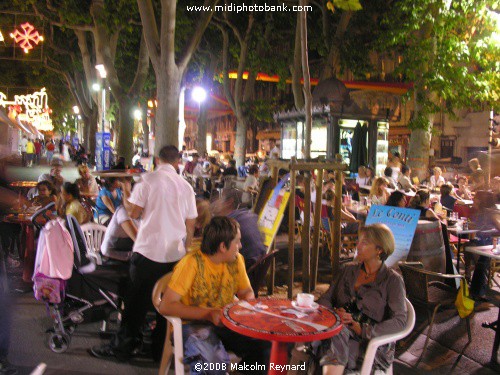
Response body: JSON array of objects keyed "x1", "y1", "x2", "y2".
[{"x1": 90, "y1": 145, "x2": 197, "y2": 361}]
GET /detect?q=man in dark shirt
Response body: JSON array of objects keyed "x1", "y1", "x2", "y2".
[
  {"x1": 184, "y1": 154, "x2": 199, "y2": 175},
  {"x1": 211, "y1": 189, "x2": 266, "y2": 269},
  {"x1": 222, "y1": 159, "x2": 238, "y2": 177}
]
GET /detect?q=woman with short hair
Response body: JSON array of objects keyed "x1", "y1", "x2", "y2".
[{"x1": 313, "y1": 224, "x2": 407, "y2": 374}]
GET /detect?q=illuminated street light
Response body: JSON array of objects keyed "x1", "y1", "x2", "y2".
[
  {"x1": 95, "y1": 64, "x2": 107, "y2": 79},
  {"x1": 95, "y1": 65, "x2": 107, "y2": 134},
  {"x1": 191, "y1": 86, "x2": 207, "y2": 103},
  {"x1": 72, "y1": 105, "x2": 79, "y2": 114},
  {"x1": 133, "y1": 108, "x2": 142, "y2": 120},
  {"x1": 92, "y1": 83, "x2": 101, "y2": 91}
]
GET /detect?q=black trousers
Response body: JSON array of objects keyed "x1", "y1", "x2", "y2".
[{"x1": 111, "y1": 252, "x2": 176, "y2": 359}]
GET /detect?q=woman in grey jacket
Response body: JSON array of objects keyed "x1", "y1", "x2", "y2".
[{"x1": 316, "y1": 223, "x2": 407, "y2": 374}]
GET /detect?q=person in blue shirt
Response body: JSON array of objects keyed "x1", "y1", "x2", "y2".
[{"x1": 95, "y1": 177, "x2": 123, "y2": 225}]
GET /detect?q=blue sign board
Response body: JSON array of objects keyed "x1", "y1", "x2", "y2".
[
  {"x1": 365, "y1": 205, "x2": 420, "y2": 268},
  {"x1": 72, "y1": 137, "x2": 79, "y2": 151},
  {"x1": 95, "y1": 132, "x2": 111, "y2": 171}
]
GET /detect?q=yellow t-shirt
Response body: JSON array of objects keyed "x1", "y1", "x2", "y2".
[
  {"x1": 169, "y1": 250, "x2": 251, "y2": 309},
  {"x1": 65, "y1": 199, "x2": 89, "y2": 224}
]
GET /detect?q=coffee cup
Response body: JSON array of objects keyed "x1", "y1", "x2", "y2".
[{"x1": 296, "y1": 293, "x2": 314, "y2": 308}]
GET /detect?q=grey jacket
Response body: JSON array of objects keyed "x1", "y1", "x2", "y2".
[{"x1": 318, "y1": 262, "x2": 407, "y2": 341}]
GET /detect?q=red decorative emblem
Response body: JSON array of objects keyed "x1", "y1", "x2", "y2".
[{"x1": 10, "y1": 22, "x2": 44, "y2": 53}]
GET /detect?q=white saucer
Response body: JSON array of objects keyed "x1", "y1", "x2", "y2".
[{"x1": 291, "y1": 301, "x2": 319, "y2": 312}]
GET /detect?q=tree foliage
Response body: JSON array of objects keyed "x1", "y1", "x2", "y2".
[{"x1": 379, "y1": 0, "x2": 500, "y2": 130}]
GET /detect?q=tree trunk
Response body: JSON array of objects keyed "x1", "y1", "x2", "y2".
[
  {"x1": 234, "y1": 111, "x2": 248, "y2": 167},
  {"x1": 300, "y1": 0, "x2": 313, "y2": 159},
  {"x1": 408, "y1": 127, "x2": 431, "y2": 181},
  {"x1": 116, "y1": 97, "x2": 135, "y2": 165},
  {"x1": 85, "y1": 108, "x2": 98, "y2": 163},
  {"x1": 154, "y1": 70, "x2": 182, "y2": 152}
]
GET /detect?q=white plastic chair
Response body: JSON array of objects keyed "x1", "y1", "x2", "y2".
[
  {"x1": 152, "y1": 273, "x2": 239, "y2": 375},
  {"x1": 80, "y1": 222, "x2": 106, "y2": 265},
  {"x1": 359, "y1": 298, "x2": 416, "y2": 375}
]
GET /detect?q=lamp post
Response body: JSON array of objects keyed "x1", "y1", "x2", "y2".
[
  {"x1": 191, "y1": 86, "x2": 207, "y2": 152},
  {"x1": 72, "y1": 105, "x2": 80, "y2": 149},
  {"x1": 95, "y1": 64, "x2": 107, "y2": 133}
]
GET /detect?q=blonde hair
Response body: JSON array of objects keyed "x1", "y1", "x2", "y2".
[
  {"x1": 433, "y1": 167, "x2": 442, "y2": 174},
  {"x1": 468, "y1": 158, "x2": 480, "y2": 170},
  {"x1": 359, "y1": 223, "x2": 395, "y2": 261},
  {"x1": 370, "y1": 177, "x2": 388, "y2": 196}
]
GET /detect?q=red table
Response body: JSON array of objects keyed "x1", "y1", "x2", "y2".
[
  {"x1": 3, "y1": 214, "x2": 35, "y2": 282},
  {"x1": 221, "y1": 297, "x2": 342, "y2": 375}
]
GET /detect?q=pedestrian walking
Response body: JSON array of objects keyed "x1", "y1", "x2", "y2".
[
  {"x1": 45, "y1": 140, "x2": 55, "y2": 164},
  {"x1": 26, "y1": 139, "x2": 35, "y2": 168},
  {"x1": 34, "y1": 139, "x2": 42, "y2": 165},
  {"x1": 19, "y1": 135, "x2": 27, "y2": 167}
]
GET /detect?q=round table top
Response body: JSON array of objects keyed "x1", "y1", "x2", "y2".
[
  {"x1": 221, "y1": 297, "x2": 342, "y2": 343},
  {"x1": 3, "y1": 213, "x2": 33, "y2": 224},
  {"x1": 10, "y1": 181, "x2": 38, "y2": 188},
  {"x1": 91, "y1": 169, "x2": 143, "y2": 177}
]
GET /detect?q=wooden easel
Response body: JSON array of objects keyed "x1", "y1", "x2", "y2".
[{"x1": 261, "y1": 156, "x2": 348, "y2": 298}]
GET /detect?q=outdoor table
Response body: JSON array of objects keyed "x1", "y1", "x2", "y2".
[
  {"x1": 3, "y1": 213, "x2": 35, "y2": 282},
  {"x1": 221, "y1": 297, "x2": 342, "y2": 375},
  {"x1": 9, "y1": 181, "x2": 38, "y2": 197},
  {"x1": 447, "y1": 227, "x2": 479, "y2": 272},
  {"x1": 464, "y1": 245, "x2": 500, "y2": 363}
]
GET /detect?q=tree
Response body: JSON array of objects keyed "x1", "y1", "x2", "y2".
[
  {"x1": 380, "y1": 0, "x2": 500, "y2": 179},
  {"x1": 28, "y1": 0, "x2": 149, "y2": 163},
  {"x1": 137, "y1": 0, "x2": 218, "y2": 153}
]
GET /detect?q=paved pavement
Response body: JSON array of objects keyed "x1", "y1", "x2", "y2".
[{"x1": 2, "y1": 156, "x2": 499, "y2": 374}]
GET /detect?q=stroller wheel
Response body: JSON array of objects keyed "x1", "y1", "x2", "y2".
[
  {"x1": 48, "y1": 332, "x2": 71, "y2": 353},
  {"x1": 69, "y1": 311, "x2": 84, "y2": 324}
]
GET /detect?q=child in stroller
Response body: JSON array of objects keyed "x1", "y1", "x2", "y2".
[{"x1": 31, "y1": 204, "x2": 129, "y2": 353}]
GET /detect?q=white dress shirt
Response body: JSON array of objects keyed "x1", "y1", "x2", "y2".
[{"x1": 128, "y1": 163, "x2": 197, "y2": 263}]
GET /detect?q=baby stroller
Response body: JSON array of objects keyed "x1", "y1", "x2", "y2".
[{"x1": 31, "y1": 205, "x2": 128, "y2": 353}]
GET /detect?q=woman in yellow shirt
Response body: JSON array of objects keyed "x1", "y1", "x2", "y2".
[{"x1": 59, "y1": 182, "x2": 90, "y2": 224}]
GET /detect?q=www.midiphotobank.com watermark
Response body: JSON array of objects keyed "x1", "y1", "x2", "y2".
[{"x1": 186, "y1": 3, "x2": 313, "y2": 13}]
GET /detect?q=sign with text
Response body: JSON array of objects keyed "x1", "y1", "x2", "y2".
[
  {"x1": 258, "y1": 187, "x2": 290, "y2": 251},
  {"x1": 365, "y1": 205, "x2": 420, "y2": 267},
  {"x1": 95, "y1": 132, "x2": 111, "y2": 171}
]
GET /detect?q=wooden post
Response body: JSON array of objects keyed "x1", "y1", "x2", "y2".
[
  {"x1": 267, "y1": 164, "x2": 280, "y2": 295},
  {"x1": 302, "y1": 171, "x2": 311, "y2": 292},
  {"x1": 287, "y1": 161, "x2": 296, "y2": 299},
  {"x1": 311, "y1": 168, "x2": 324, "y2": 290},
  {"x1": 332, "y1": 169, "x2": 343, "y2": 278}
]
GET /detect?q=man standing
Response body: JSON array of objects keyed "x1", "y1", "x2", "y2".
[
  {"x1": 269, "y1": 138, "x2": 280, "y2": 159},
  {"x1": 45, "y1": 140, "x2": 55, "y2": 164},
  {"x1": 90, "y1": 145, "x2": 197, "y2": 361},
  {"x1": 33, "y1": 139, "x2": 42, "y2": 165},
  {"x1": 25, "y1": 139, "x2": 35, "y2": 168},
  {"x1": 19, "y1": 135, "x2": 28, "y2": 167}
]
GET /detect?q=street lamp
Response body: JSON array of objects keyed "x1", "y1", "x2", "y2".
[
  {"x1": 191, "y1": 86, "x2": 208, "y2": 151},
  {"x1": 192, "y1": 86, "x2": 207, "y2": 103},
  {"x1": 73, "y1": 106, "x2": 80, "y2": 144},
  {"x1": 133, "y1": 108, "x2": 142, "y2": 121},
  {"x1": 95, "y1": 64, "x2": 107, "y2": 133}
]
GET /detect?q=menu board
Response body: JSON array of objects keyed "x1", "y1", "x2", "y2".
[{"x1": 365, "y1": 205, "x2": 420, "y2": 267}]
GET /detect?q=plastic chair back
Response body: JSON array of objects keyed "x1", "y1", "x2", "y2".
[{"x1": 80, "y1": 222, "x2": 106, "y2": 265}]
